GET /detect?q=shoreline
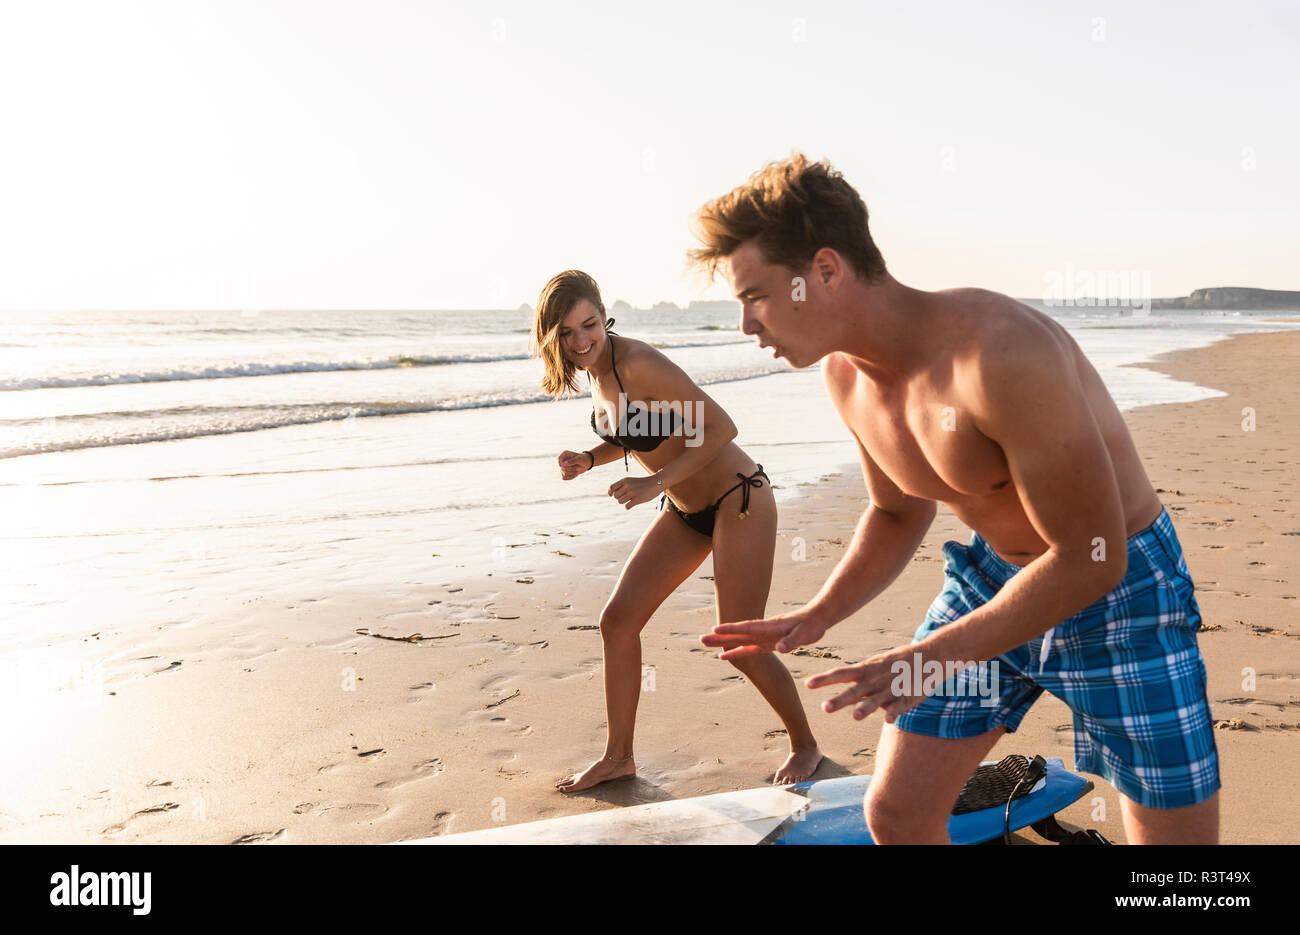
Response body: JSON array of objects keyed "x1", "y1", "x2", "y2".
[{"x1": 3, "y1": 329, "x2": 1298, "y2": 844}]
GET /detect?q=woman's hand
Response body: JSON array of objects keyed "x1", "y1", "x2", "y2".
[
  {"x1": 558, "y1": 450, "x2": 590, "y2": 480},
  {"x1": 700, "y1": 606, "x2": 831, "y2": 659},
  {"x1": 608, "y1": 475, "x2": 662, "y2": 509}
]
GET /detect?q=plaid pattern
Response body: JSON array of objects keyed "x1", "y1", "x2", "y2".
[{"x1": 894, "y1": 506, "x2": 1221, "y2": 809}]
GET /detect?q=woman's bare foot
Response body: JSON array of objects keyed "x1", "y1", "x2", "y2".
[
  {"x1": 772, "y1": 745, "x2": 823, "y2": 785},
  {"x1": 555, "y1": 755, "x2": 637, "y2": 794}
]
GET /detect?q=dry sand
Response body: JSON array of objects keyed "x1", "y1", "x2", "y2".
[{"x1": 5, "y1": 329, "x2": 1297, "y2": 845}]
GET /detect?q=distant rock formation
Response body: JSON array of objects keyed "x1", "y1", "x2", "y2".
[
  {"x1": 687, "y1": 300, "x2": 741, "y2": 313},
  {"x1": 1152, "y1": 287, "x2": 1300, "y2": 310},
  {"x1": 650, "y1": 301, "x2": 682, "y2": 314},
  {"x1": 610, "y1": 300, "x2": 633, "y2": 314}
]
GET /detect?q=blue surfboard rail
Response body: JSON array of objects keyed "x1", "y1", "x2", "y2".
[{"x1": 768, "y1": 757, "x2": 1093, "y2": 845}]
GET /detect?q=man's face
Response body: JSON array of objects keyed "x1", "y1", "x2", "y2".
[{"x1": 726, "y1": 239, "x2": 818, "y2": 369}]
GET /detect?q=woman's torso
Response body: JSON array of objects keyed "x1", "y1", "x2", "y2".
[{"x1": 590, "y1": 335, "x2": 762, "y2": 513}]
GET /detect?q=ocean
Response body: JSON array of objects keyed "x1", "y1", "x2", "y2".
[{"x1": 2, "y1": 302, "x2": 1298, "y2": 645}]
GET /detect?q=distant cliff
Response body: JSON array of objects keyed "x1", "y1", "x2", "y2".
[
  {"x1": 1152, "y1": 287, "x2": 1300, "y2": 310},
  {"x1": 687, "y1": 300, "x2": 741, "y2": 313}
]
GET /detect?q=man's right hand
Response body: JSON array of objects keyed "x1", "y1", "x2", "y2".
[
  {"x1": 700, "y1": 607, "x2": 831, "y2": 660},
  {"x1": 558, "y1": 450, "x2": 590, "y2": 480}
]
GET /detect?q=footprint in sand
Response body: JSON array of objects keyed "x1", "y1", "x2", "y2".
[
  {"x1": 704, "y1": 675, "x2": 745, "y2": 694},
  {"x1": 422, "y1": 811, "x2": 453, "y2": 836},
  {"x1": 551, "y1": 657, "x2": 601, "y2": 679},
  {"x1": 1217, "y1": 697, "x2": 1288, "y2": 710},
  {"x1": 375, "y1": 758, "x2": 446, "y2": 790},
  {"x1": 232, "y1": 829, "x2": 285, "y2": 844},
  {"x1": 314, "y1": 803, "x2": 388, "y2": 822},
  {"x1": 101, "y1": 802, "x2": 181, "y2": 835}
]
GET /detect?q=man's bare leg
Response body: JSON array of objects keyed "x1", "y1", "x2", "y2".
[
  {"x1": 1119, "y1": 791, "x2": 1219, "y2": 844},
  {"x1": 865, "y1": 723, "x2": 1006, "y2": 843}
]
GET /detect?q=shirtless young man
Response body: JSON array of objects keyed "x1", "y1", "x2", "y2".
[{"x1": 691, "y1": 153, "x2": 1221, "y2": 844}]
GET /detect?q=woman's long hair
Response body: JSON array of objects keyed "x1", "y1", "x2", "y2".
[{"x1": 531, "y1": 269, "x2": 610, "y2": 398}]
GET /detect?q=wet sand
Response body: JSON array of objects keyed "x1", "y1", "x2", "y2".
[{"x1": 3, "y1": 329, "x2": 1297, "y2": 845}]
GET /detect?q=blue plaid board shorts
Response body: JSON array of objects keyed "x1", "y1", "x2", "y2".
[{"x1": 894, "y1": 506, "x2": 1221, "y2": 809}]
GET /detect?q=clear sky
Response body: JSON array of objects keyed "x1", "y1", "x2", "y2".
[{"x1": 1, "y1": 0, "x2": 1296, "y2": 311}]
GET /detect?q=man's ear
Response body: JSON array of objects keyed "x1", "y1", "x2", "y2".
[{"x1": 812, "y1": 247, "x2": 839, "y2": 286}]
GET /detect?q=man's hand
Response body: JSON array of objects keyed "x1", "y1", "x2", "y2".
[
  {"x1": 805, "y1": 645, "x2": 928, "y2": 723},
  {"x1": 700, "y1": 608, "x2": 830, "y2": 659},
  {"x1": 608, "y1": 475, "x2": 661, "y2": 509},
  {"x1": 558, "y1": 450, "x2": 590, "y2": 480}
]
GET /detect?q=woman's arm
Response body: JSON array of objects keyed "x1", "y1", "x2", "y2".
[
  {"x1": 558, "y1": 441, "x2": 623, "y2": 479},
  {"x1": 612, "y1": 345, "x2": 738, "y2": 491},
  {"x1": 586, "y1": 441, "x2": 625, "y2": 468}
]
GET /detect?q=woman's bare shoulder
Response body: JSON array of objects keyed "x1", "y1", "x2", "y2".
[
  {"x1": 612, "y1": 335, "x2": 700, "y2": 397},
  {"x1": 612, "y1": 335, "x2": 674, "y2": 375}
]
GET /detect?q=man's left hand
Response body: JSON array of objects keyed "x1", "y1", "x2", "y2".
[{"x1": 806, "y1": 645, "x2": 930, "y2": 724}]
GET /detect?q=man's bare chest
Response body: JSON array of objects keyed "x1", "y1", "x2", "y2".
[{"x1": 848, "y1": 393, "x2": 1013, "y2": 503}]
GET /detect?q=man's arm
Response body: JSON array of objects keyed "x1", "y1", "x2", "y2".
[
  {"x1": 702, "y1": 354, "x2": 933, "y2": 658},
  {"x1": 921, "y1": 330, "x2": 1128, "y2": 666},
  {"x1": 803, "y1": 437, "x2": 936, "y2": 628}
]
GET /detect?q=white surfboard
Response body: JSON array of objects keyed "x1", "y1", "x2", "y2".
[{"x1": 396, "y1": 757, "x2": 1091, "y2": 845}]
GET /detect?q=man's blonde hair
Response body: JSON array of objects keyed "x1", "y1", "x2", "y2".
[{"x1": 687, "y1": 151, "x2": 887, "y2": 283}]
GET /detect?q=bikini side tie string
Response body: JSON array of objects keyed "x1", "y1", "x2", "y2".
[{"x1": 736, "y1": 464, "x2": 767, "y2": 519}]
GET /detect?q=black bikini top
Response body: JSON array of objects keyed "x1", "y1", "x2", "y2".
[{"x1": 590, "y1": 334, "x2": 681, "y2": 465}]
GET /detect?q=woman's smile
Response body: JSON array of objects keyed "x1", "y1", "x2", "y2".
[{"x1": 569, "y1": 339, "x2": 597, "y2": 363}]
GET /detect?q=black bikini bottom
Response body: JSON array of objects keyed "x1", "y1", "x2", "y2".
[{"x1": 660, "y1": 465, "x2": 769, "y2": 538}]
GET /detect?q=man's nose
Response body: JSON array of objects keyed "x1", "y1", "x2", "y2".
[{"x1": 739, "y1": 308, "x2": 759, "y2": 336}]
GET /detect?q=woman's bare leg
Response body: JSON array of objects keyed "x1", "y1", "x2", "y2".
[
  {"x1": 556, "y1": 506, "x2": 712, "y2": 793},
  {"x1": 711, "y1": 486, "x2": 823, "y2": 784}
]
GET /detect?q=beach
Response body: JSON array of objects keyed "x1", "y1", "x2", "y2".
[{"x1": 2, "y1": 323, "x2": 1298, "y2": 845}]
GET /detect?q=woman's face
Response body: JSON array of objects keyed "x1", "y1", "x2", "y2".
[{"x1": 556, "y1": 298, "x2": 607, "y2": 368}]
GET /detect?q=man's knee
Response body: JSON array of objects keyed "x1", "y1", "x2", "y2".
[
  {"x1": 865, "y1": 785, "x2": 949, "y2": 844},
  {"x1": 1120, "y1": 790, "x2": 1220, "y2": 845}
]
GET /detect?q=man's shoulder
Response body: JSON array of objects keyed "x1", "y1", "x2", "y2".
[
  {"x1": 820, "y1": 351, "x2": 862, "y2": 401},
  {"x1": 938, "y1": 293, "x2": 1082, "y2": 425},
  {"x1": 937, "y1": 289, "x2": 1072, "y2": 373}
]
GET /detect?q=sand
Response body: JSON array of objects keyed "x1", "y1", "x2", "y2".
[{"x1": 4, "y1": 328, "x2": 1297, "y2": 845}]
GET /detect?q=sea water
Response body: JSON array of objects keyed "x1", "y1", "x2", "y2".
[{"x1": 1, "y1": 302, "x2": 1297, "y2": 641}]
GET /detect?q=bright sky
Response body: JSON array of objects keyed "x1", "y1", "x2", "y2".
[{"x1": 1, "y1": 0, "x2": 1296, "y2": 312}]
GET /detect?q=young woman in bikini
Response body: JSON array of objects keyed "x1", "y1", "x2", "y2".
[{"x1": 532, "y1": 269, "x2": 822, "y2": 792}]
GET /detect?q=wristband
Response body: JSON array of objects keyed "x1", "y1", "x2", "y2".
[{"x1": 585, "y1": 450, "x2": 595, "y2": 470}]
